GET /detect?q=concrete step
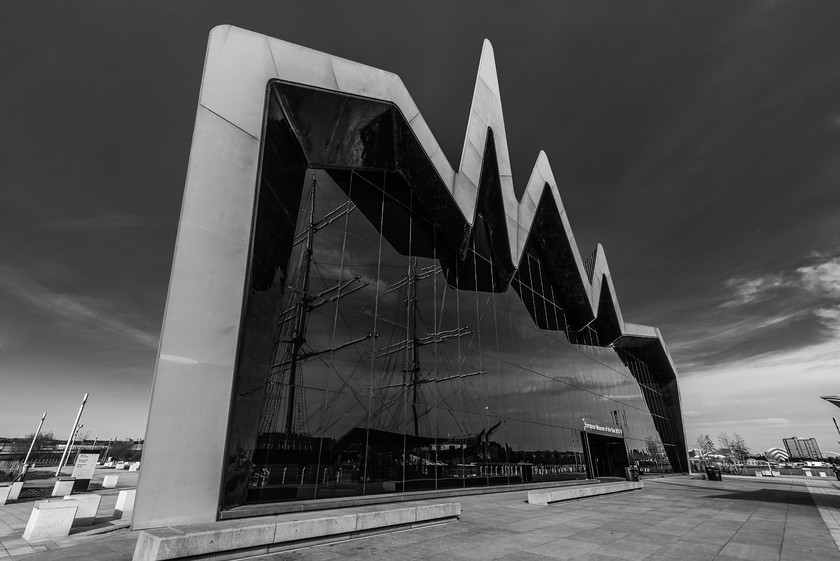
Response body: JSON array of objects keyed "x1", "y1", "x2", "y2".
[
  {"x1": 133, "y1": 501, "x2": 460, "y2": 561},
  {"x1": 527, "y1": 481, "x2": 643, "y2": 505}
]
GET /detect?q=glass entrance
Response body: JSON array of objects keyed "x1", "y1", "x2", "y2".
[{"x1": 583, "y1": 433, "x2": 629, "y2": 479}]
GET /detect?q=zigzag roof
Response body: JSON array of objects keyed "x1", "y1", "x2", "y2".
[{"x1": 200, "y1": 25, "x2": 680, "y2": 379}]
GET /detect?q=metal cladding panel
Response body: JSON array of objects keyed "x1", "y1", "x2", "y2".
[{"x1": 134, "y1": 102, "x2": 262, "y2": 528}]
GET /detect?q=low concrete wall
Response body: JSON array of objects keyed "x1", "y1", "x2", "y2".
[
  {"x1": 133, "y1": 502, "x2": 460, "y2": 561},
  {"x1": 742, "y1": 467, "x2": 834, "y2": 478},
  {"x1": 528, "y1": 481, "x2": 643, "y2": 505},
  {"x1": 220, "y1": 478, "x2": 594, "y2": 519}
]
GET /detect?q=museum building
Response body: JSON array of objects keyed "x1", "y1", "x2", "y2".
[{"x1": 133, "y1": 26, "x2": 688, "y2": 529}]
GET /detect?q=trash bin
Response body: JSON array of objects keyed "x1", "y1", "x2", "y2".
[
  {"x1": 704, "y1": 466, "x2": 722, "y2": 481},
  {"x1": 624, "y1": 466, "x2": 640, "y2": 482}
]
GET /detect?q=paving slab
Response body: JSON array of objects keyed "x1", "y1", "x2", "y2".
[{"x1": 4, "y1": 475, "x2": 840, "y2": 560}]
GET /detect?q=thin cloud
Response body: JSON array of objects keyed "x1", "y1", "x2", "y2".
[
  {"x1": 721, "y1": 255, "x2": 840, "y2": 308},
  {"x1": 672, "y1": 254, "x2": 840, "y2": 371},
  {"x1": 680, "y1": 336, "x2": 840, "y2": 450},
  {"x1": 797, "y1": 257, "x2": 840, "y2": 298},
  {"x1": 815, "y1": 308, "x2": 840, "y2": 333},
  {"x1": 720, "y1": 274, "x2": 789, "y2": 308},
  {"x1": 694, "y1": 418, "x2": 793, "y2": 429},
  {"x1": 673, "y1": 311, "x2": 806, "y2": 349},
  {"x1": 0, "y1": 265, "x2": 158, "y2": 349}
]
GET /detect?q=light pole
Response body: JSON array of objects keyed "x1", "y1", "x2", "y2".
[{"x1": 55, "y1": 394, "x2": 88, "y2": 477}]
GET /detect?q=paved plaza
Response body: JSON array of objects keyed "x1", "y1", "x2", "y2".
[
  {"x1": 0, "y1": 467, "x2": 137, "y2": 559},
  {"x1": 3, "y1": 474, "x2": 840, "y2": 560}
]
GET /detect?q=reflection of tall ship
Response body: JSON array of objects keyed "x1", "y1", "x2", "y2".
[
  {"x1": 249, "y1": 173, "x2": 370, "y2": 501},
  {"x1": 247, "y1": 173, "x2": 506, "y2": 501},
  {"x1": 248, "y1": 173, "x2": 585, "y2": 502}
]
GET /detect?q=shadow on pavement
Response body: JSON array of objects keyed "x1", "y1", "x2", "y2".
[{"x1": 713, "y1": 487, "x2": 816, "y2": 506}]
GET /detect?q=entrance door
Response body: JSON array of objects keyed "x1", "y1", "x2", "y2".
[{"x1": 582, "y1": 432, "x2": 629, "y2": 478}]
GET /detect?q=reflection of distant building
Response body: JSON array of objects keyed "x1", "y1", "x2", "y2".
[{"x1": 782, "y1": 437, "x2": 822, "y2": 460}]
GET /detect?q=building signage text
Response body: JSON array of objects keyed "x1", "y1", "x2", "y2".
[{"x1": 583, "y1": 420, "x2": 623, "y2": 437}]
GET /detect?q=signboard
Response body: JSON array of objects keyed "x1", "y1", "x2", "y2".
[
  {"x1": 70, "y1": 453, "x2": 99, "y2": 480},
  {"x1": 582, "y1": 419, "x2": 623, "y2": 438}
]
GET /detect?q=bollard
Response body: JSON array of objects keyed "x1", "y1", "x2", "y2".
[
  {"x1": 114, "y1": 489, "x2": 136, "y2": 519},
  {"x1": 23, "y1": 500, "x2": 80, "y2": 541},
  {"x1": 51, "y1": 478, "x2": 75, "y2": 497},
  {"x1": 0, "y1": 486, "x2": 11, "y2": 506},
  {"x1": 63, "y1": 494, "x2": 102, "y2": 526},
  {"x1": 9, "y1": 482, "x2": 24, "y2": 501}
]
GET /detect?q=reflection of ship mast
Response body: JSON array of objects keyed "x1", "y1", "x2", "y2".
[
  {"x1": 259, "y1": 172, "x2": 371, "y2": 436},
  {"x1": 374, "y1": 259, "x2": 486, "y2": 437}
]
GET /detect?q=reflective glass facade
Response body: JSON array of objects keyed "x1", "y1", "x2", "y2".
[{"x1": 220, "y1": 83, "x2": 686, "y2": 510}]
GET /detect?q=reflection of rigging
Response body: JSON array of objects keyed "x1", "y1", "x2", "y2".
[
  {"x1": 258, "y1": 169, "x2": 491, "y2": 451},
  {"x1": 244, "y1": 169, "x2": 593, "y2": 502},
  {"x1": 258, "y1": 173, "x2": 372, "y2": 437},
  {"x1": 372, "y1": 258, "x2": 486, "y2": 438}
]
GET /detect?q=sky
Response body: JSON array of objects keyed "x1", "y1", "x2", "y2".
[{"x1": 1, "y1": 1, "x2": 839, "y2": 454}]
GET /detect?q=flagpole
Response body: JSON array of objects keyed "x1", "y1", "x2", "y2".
[
  {"x1": 21, "y1": 412, "x2": 46, "y2": 475},
  {"x1": 55, "y1": 394, "x2": 88, "y2": 477}
]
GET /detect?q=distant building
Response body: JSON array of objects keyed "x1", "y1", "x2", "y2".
[
  {"x1": 765, "y1": 447, "x2": 789, "y2": 463},
  {"x1": 782, "y1": 437, "x2": 822, "y2": 460},
  {"x1": 0, "y1": 437, "x2": 143, "y2": 467}
]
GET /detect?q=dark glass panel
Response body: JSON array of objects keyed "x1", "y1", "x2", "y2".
[
  {"x1": 223, "y1": 85, "x2": 686, "y2": 511},
  {"x1": 222, "y1": 92, "x2": 309, "y2": 508}
]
